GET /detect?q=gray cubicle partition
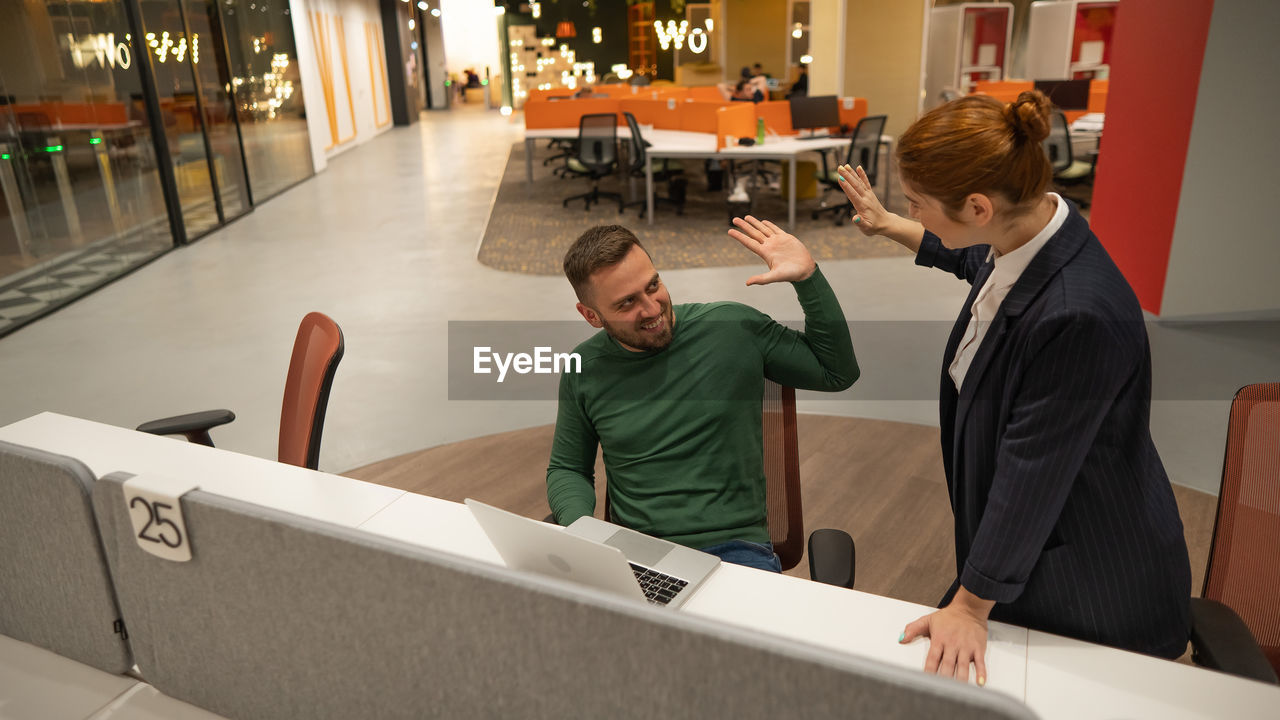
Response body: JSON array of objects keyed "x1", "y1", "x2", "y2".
[
  {"x1": 0, "y1": 441, "x2": 133, "y2": 674},
  {"x1": 92, "y1": 473, "x2": 1038, "y2": 720}
]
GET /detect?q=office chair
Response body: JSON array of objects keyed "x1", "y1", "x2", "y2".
[
  {"x1": 812, "y1": 114, "x2": 888, "y2": 225},
  {"x1": 561, "y1": 113, "x2": 624, "y2": 213},
  {"x1": 136, "y1": 312, "x2": 345, "y2": 471},
  {"x1": 621, "y1": 111, "x2": 685, "y2": 218},
  {"x1": 1043, "y1": 110, "x2": 1096, "y2": 205},
  {"x1": 589, "y1": 381, "x2": 856, "y2": 588},
  {"x1": 1188, "y1": 383, "x2": 1280, "y2": 685}
]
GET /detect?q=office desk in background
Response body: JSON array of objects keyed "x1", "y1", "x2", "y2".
[
  {"x1": 2, "y1": 412, "x2": 1278, "y2": 719},
  {"x1": 641, "y1": 129, "x2": 851, "y2": 230}
]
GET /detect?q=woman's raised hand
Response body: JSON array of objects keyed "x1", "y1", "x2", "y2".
[{"x1": 837, "y1": 164, "x2": 892, "y2": 237}]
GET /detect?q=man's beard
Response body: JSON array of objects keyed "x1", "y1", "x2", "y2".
[{"x1": 601, "y1": 303, "x2": 675, "y2": 352}]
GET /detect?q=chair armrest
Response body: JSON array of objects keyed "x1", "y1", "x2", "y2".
[
  {"x1": 136, "y1": 409, "x2": 236, "y2": 447},
  {"x1": 1190, "y1": 597, "x2": 1279, "y2": 685},
  {"x1": 807, "y1": 528, "x2": 855, "y2": 589}
]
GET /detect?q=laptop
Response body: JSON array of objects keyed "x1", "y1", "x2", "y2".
[{"x1": 464, "y1": 499, "x2": 720, "y2": 609}]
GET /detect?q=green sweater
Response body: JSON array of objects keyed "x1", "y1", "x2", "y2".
[{"x1": 546, "y1": 267, "x2": 858, "y2": 549}]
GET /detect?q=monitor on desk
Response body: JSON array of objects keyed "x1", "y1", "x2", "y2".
[
  {"x1": 1033, "y1": 79, "x2": 1090, "y2": 111},
  {"x1": 789, "y1": 95, "x2": 840, "y2": 135}
]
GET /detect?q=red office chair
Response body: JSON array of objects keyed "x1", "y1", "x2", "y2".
[
  {"x1": 137, "y1": 312, "x2": 345, "y2": 470},
  {"x1": 1189, "y1": 382, "x2": 1280, "y2": 684}
]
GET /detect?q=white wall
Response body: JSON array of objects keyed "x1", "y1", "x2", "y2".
[
  {"x1": 1161, "y1": 1, "x2": 1280, "y2": 318},
  {"x1": 290, "y1": 0, "x2": 394, "y2": 166},
  {"x1": 808, "y1": 0, "x2": 844, "y2": 96},
  {"x1": 439, "y1": 0, "x2": 501, "y2": 81}
]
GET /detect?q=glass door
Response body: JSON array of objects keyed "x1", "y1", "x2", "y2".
[{"x1": 183, "y1": 0, "x2": 252, "y2": 220}]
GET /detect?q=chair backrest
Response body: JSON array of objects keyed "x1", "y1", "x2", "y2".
[
  {"x1": 1203, "y1": 382, "x2": 1280, "y2": 676},
  {"x1": 763, "y1": 381, "x2": 804, "y2": 570},
  {"x1": 0, "y1": 440, "x2": 132, "y2": 673},
  {"x1": 89, "y1": 473, "x2": 1037, "y2": 720},
  {"x1": 278, "y1": 312, "x2": 344, "y2": 470},
  {"x1": 1043, "y1": 110, "x2": 1073, "y2": 173},
  {"x1": 623, "y1": 111, "x2": 647, "y2": 172},
  {"x1": 844, "y1": 114, "x2": 887, "y2": 184},
  {"x1": 576, "y1": 112, "x2": 619, "y2": 173}
]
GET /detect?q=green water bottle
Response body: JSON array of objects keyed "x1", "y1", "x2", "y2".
[{"x1": 756, "y1": 117, "x2": 766, "y2": 145}]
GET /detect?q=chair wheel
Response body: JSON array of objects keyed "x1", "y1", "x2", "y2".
[
  {"x1": 811, "y1": 211, "x2": 819, "y2": 220},
  {"x1": 835, "y1": 216, "x2": 845, "y2": 226}
]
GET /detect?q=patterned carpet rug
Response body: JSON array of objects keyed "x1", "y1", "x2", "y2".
[{"x1": 478, "y1": 141, "x2": 911, "y2": 276}]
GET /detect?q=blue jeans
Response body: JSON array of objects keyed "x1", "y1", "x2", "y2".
[{"x1": 699, "y1": 540, "x2": 782, "y2": 573}]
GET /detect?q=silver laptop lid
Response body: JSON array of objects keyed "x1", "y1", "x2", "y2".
[{"x1": 465, "y1": 499, "x2": 647, "y2": 603}]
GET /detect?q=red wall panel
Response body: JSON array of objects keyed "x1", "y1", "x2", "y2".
[{"x1": 1088, "y1": 0, "x2": 1214, "y2": 314}]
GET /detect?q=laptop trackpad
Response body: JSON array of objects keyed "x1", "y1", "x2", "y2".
[{"x1": 603, "y1": 529, "x2": 672, "y2": 567}]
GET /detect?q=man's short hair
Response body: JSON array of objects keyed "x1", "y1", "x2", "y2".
[{"x1": 563, "y1": 225, "x2": 648, "y2": 304}]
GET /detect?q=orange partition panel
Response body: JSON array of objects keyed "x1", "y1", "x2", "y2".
[
  {"x1": 524, "y1": 97, "x2": 621, "y2": 129},
  {"x1": 591, "y1": 83, "x2": 633, "y2": 97},
  {"x1": 716, "y1": 103, "x2": 756, "y2": 150},
  {"x1": 679, "y1": 100, "x2": 730, "y2": 133},
  {"x1": 1087, "y1": 79, "x2": 1108, "y2": 113},
  {"x1": 837, "y1": 97, "x2": 868, "y2": 133},
  {"x1": 527, "y1": 88, "x2": 574, "y2": 102},
  {"x1": 755, "y1": 101, "x2": 795, "y2": 136},
  {"x1": 619, "y1": 98, "x2": 683, "y2": 129},
  {"x1": 640, "y1": 86, "x2": 690, "y2": 101},
  {"x1": 687, "y1": 86, "x2": 726, "y2": 102},
  {"x1": 973, "y1": 79, "x2": 1032, "y2": 104},
  {"x1": 12, "y1": 102, "x2": 129, "y2": 127}
]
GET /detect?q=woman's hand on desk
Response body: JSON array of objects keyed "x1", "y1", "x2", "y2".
[
  {"x1": 728, "y1": 215, "x2": 816, "y2": 285},
  {"x1": 900, "y1": 586, "x2": 995, "y2": 686}
]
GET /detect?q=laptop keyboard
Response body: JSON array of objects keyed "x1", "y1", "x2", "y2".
[{"x1": 630, "y1": 562, "x2": 689, "y2": 605}]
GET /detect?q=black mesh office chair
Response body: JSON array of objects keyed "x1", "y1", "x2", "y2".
[
  {"x1": 812, "y1": 115, "x2": 888, "y2": 225},
  {"x1": 621, "y1": 111, "x2": 685, "y2": 218},
  {"x1": 562, "y1": 113, "x2": 624, "y2": 213},
  {"x1": 1043, "y1": 110, "x2": 1096, "y2": 205}
]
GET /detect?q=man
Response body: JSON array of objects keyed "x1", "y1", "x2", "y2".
[{"x1": 546, "y1": 218, "x2": 858, "y2": 571}]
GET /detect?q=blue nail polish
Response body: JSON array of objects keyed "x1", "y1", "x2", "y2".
[{"x1": 898, "y1": 632, "x2": 905, "y2": 642}]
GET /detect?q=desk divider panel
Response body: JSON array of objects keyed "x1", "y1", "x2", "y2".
[
  {"x1": 523, "y1": 97, "x2": 622, "y2": 129},
  {"x1": 687, "y1": 86, "x2": 727, "y2": 102},
  {"x1": 756, "y1": 101, "x2": 796, "y2": 136},
  {"x1": 678, "y1": 100, "x2": 731, "y2": 133},
  {"x1": 0, "y1": 441, "x2": 132, "y2": 674},
  {"x1": 717, "y1": 103, "x2": 757, "y2": 150},
  {"x1": 619, "y1": 98, "x2": 683, "y2": 129},
  {"x1": 838, "y1": 97, "x2": 870, "y2": 133},
  {"x1": 90, "y1": 474, "x2": 1036, "y2": 720}
]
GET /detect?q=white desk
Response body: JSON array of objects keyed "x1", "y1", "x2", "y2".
[
  {"x1": 0, "y1": 412, "x2": 406, "y2": 530},
  {"x1": 522, "y1": 126, "x2": 849, "y2": 230},
  {"x1": 4, "y1": 413, "x2": 1280, "y2": 719},
  {"x1": 642, "y1": 129, "x2": 850, "y2": 230}
]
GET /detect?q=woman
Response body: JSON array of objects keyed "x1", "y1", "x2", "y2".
[{"x1": 837, "y1": 91, "x2": 1191, "y2": 684}]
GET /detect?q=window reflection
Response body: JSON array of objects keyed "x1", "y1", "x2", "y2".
[
  {"x1": 0, "y1": 0, "x2": 171, "y2": 335},
  {"x1": 221, "y1": 0, "x2": 314, "y2": 201}
]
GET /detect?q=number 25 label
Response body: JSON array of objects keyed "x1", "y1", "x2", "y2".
[{"x1": 123, "y1": 475, "x2": 197, "y2": 562}]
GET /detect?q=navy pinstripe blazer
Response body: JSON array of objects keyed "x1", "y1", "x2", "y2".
[{"x1": 919, "y1": 203, "x2": 1191, "y2": 659}]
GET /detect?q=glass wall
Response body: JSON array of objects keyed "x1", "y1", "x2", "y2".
[
  {"x1": 221, "y1": 0, "x2": 313, "y2": 202},
  {"x1": 0, "y1": 0, "x2": 173, "y2": 335},
  {"x1": 0, "y1": 0, "x2": 314, "y2": 338}
]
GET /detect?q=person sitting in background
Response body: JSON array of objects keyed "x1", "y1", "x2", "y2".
[
  {"x1": 787, "y1": 64, "x2": 809, "y2": 98},
  {"x1": 717, "y1": 75, "x2": 768, "y2": 103},
  {"x1": 464, "y1": 69, "x2": 481, "y2": 88}
]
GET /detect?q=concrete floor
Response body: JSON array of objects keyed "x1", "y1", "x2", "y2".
[{"x1": 0, "y1": 105, "x2": 1264, "y2": 495}]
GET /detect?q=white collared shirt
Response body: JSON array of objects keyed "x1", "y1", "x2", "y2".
[{"x1": 949, "y1": 193, "x2": 1068, "y2": 391}]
